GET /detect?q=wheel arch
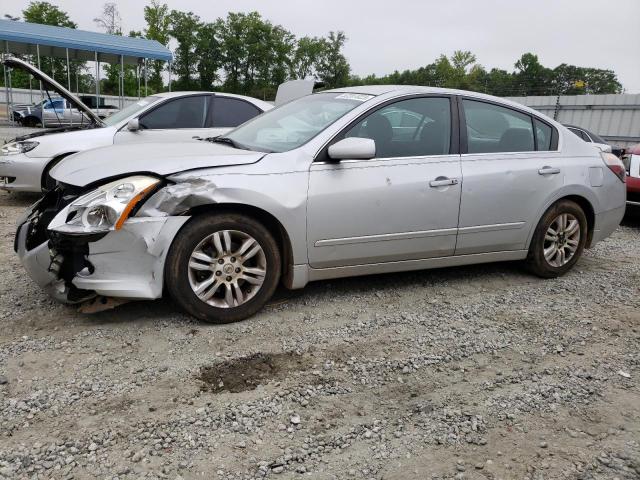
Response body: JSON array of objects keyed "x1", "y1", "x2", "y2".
[
  {"x1": 41, "y1": 152, "x2": 77, "y2": 189},
  {"x1": 179, "y1": 203, "x2": 295, "y2": 288},
  {"x1": 527, "y1": 193, "x2": 596, "y2": 249}
]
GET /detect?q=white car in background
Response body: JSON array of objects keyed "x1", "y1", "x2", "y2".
[
  {"x1": 0, "y1": 57, "x2": 283, "y2": 192},
  {"x1": 564, "y1": 124, "x2": 613, "y2": 153}
]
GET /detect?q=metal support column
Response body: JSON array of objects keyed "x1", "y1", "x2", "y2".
[
  {"x1": 66, "y1": 48, "x2": 71, "y2": 91},
  {"x1": 5, "y1": 41, "x2": 13, "y2": 125},
  {"x1": 120, "y1": 55, "x2": 124, "y2": 109},
  {"x1": 37, "y1": 44, "x2": 44, "y2": 127},
  {"x1": 3, "y1": 44, "x2": 9, "y2": 125},
  {"x1": 144, "y1": 58, "x2": 148, "y2": 96},
  {"x1": 168, "y1": 61, "x2": 172, "y2": 92},
  {"x1": 94, "y1": 52, "x2": 100, "y2": 118},
  {"x1": 137, "y1": 60, "x2": 141, "y2": 99},
  {"x1": 66, "y1": 48, "x2": 72, "y2": 126}
]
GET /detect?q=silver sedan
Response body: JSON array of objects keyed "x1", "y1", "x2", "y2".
[{"x1": 16, "y1": 86, "x2": 627, "y2": 323}]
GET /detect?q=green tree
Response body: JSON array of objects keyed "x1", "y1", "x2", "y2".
[
  {"x1": 514, "y1": 53, "x2": 552, "y2": 96},
  {"x1": 143, "y1": 0, "x2": 171, "y2": 92},
  {"x1": 317, "y1": 31, "x2": 350, "y2": 88},
  {"x1": 291, "y1": 36, "x2": 325, "y2": 80},
  {"x1": 169, "y1": 10, "x2": 201, "y2": 90},
  {"x1": 23, "y1": 1, "x2": 76, "y2": 27},
  {"x1": 195, "y1": 20, "x2": 223, "y2": 90},
  {"x1": 20, "y1": 2, "x2": 84, "y2": 91}
]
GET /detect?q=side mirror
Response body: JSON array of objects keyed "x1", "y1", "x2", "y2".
[
  {"x1": 328, "y1": 137, "x2": 376, "y2": 161},
  {"x1": 127, "y1": 118, "x2": 140, "y2": 132}
]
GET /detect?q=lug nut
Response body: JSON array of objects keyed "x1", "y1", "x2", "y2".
[
  {"x1": 215, "y1": 271, "x2": 221, "y2": 276},
  {"x1": 226, "y1": 276, "x2": 232, "y2": 282},
  {"x1": 218, "y1": 258, "x2": 224, "y2": 264},
  {"x1": 230, "y1": 257, "x2": 236, "y2": 262},
  {"x1": 235, "y1": 268, "x2": 241, "y2": 273}
]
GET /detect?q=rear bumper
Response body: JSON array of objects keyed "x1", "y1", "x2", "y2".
[{"x1": 0, "y1": 153, "x2": 47, "y2": 192}]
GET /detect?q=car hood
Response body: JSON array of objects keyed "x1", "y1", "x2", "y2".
[
  {"x1": 50, "y1": 141, "x2": 266, "y2": 187},
  {"x1": 4, "y1": 57, "x2": 103, "y2": 127}
]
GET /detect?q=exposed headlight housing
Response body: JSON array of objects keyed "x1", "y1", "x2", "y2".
[
  {"x1": 50, "y1": 175, "x2": 161, "y2": 235},
  {"x1": 1, "y1": 140, "x2": 39, "y2": 155}
]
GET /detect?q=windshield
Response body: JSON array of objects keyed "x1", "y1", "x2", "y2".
[
  {"x1": 224, "y1": 92, "x2": 373, "y2": 152},
  {"x1": 102, "y1": 96, "x2": 162, "y2": 126}
]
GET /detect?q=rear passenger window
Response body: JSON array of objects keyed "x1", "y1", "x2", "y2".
[
  {"x1": 534, "y1": 119, "x2": 553, "y2": 151},
  {"x1": 463, "y1": 99, "x2": 534, "y2": 153},
  {"x1": 211, "y1": 97, "x2": 261, "y2": 128}
]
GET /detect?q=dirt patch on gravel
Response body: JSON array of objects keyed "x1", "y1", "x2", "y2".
[{"x1": 198, "y1": 351, "x2": 312, "y2": 393}]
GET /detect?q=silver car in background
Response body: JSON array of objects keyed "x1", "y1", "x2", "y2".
[{"x1": 16, "y1": 86, "x2": 627, "y2": 323}]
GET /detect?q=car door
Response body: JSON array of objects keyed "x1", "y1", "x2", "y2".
[
  {"x1": 42, "y1": 99, "x2": 66, "y2": 125},
  {"x1": 113, "y1": 94, "x2": 213, "y2": 144},
  {"x1": 456, "y1": 97, "x2": 562, "y2": 255},
  {"x1": 307, "y1": 96, "x2": 462, "y2": 269},
  {"x1": 205, "y1": 95, "x2": 264, "y2": 138}
]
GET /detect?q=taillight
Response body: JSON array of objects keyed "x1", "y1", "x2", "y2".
[{"x1": 601, "y1": 152, "x2": 626, "y2": 183}]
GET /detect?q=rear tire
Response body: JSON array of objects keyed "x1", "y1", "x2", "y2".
[
  {"x1": 165, "y1": 213, "x2": 281, "y2": 323},
  {"x1": 525, "y1": 200, "x2": 587, "y2": 278}
]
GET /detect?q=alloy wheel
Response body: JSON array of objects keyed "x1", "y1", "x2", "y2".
[
  {"x1": 543, "y1": 213, "x2": 581, "y2": 267},
  {"x1": 187, "y1": 230, "x2": 266, "y2": 308}
]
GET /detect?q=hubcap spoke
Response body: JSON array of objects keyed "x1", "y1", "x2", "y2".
[
  {"x1": 236, "y1": 238, "x2": 256, "y2": 256},
  {"x1": 240, "y1": 266, "x2": 266, "y2": 285},
  {"x1": 544, "y1": 244, "x2": 556, "y2": 259},
  {"x1": 212, "y1": 232, "x2": 224, "y2": 255},
  {"x1": 222, "y1": 230, "x2": 233, "y2": 254},
  {"x1": 188, "y1": 260, "x2": 211, "y2": 271},
  {"x1": 565, "y1": 220, "x2": 579, "y2": 236},
  {"x1": 199, "y1": 280, "x2": 222, "y2": 301}
]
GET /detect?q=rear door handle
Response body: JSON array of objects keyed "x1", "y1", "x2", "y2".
[
  {"x1": 538, "y1": 166, "x2": 560, "y2": 175},
  {"x1": 429, "y1": 177, "x2": 459, "y2": 187}
]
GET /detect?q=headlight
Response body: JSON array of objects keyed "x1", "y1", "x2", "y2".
[
  {"x1": 1, "y1": 140, "x2": 39, "y2": 155},
  {"x1": 50, "y1": 176, "x2": 160, "y2": 234}
]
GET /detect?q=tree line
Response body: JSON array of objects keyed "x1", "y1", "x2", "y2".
[{"x1": 2, "y1": 1, "x2": 623, "y2": 100}]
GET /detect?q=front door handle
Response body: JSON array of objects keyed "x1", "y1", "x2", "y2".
[
  {"x1": 538, "y1": 166, "x2": 561, "y2": 175},
  {"x1": 429, "y1": 177, "x2": 459, "y2": 187}
]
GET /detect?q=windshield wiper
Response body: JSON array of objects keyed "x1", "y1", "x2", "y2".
[{"x1": 209, "y1": 136, "x2": 248, "y2": 150}]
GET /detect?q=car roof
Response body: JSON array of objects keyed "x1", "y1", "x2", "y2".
[
  {"x1": 153, "y1": 91, "x2": 272, "y2": 110},
  {"x1": 323, "y1": 85, "x2": 552, "y2": 120}
]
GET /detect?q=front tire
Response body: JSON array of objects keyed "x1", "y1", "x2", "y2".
[
  {"x1": 526, "y1": 200, "x2": 587, "y2": 278},
  {"x1": 165, "y1": 213, "x2": 281, "y2": 323}
]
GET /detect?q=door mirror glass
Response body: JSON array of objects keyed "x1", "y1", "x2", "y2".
[
  {"x1": 127, "y1": 118, "x2": 140, "y2": 131},
  {"x1": 328, "y1": 137, "x2": 376, "y2": 160}
]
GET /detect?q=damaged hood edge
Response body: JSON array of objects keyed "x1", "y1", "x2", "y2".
[{"x1": 50, "y1": 141, "x2": 267, "y2": 188}]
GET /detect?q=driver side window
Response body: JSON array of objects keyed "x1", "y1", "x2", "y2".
[{"x1": 344, "y1": 97, "x2": 451, "y2": 158}]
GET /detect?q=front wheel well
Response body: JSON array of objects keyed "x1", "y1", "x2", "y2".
[
  {"x1": 41, "y1": 152, "x2": 76, "y2": 189},
  {"x1": 182, "y1": 203, "x2": 295, "y2": 288},
  {"x1": 556, "y1": 195, "x2": 595, "y2": 247}
]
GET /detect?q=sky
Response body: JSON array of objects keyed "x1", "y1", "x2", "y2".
[{"x1": 5, "y1": 0, "x2": 640, "y2": 93}]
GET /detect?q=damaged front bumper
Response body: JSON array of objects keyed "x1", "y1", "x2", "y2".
[{"x1": 15, "y1": 189, "x2": 190, "y2": 304}]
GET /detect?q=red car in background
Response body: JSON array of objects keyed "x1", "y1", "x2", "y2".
[{"x1": 625, "y1": 144, "x2": 640, "y2": 207}]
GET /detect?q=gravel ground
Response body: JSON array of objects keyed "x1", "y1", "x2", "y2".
[{"x1": 0, "y1": 181, "x2": 639, "y2": 478}]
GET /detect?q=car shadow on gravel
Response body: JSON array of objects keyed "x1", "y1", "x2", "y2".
[{"x1": 78, "y1": 260, "x2": 528, "y2": 325}]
